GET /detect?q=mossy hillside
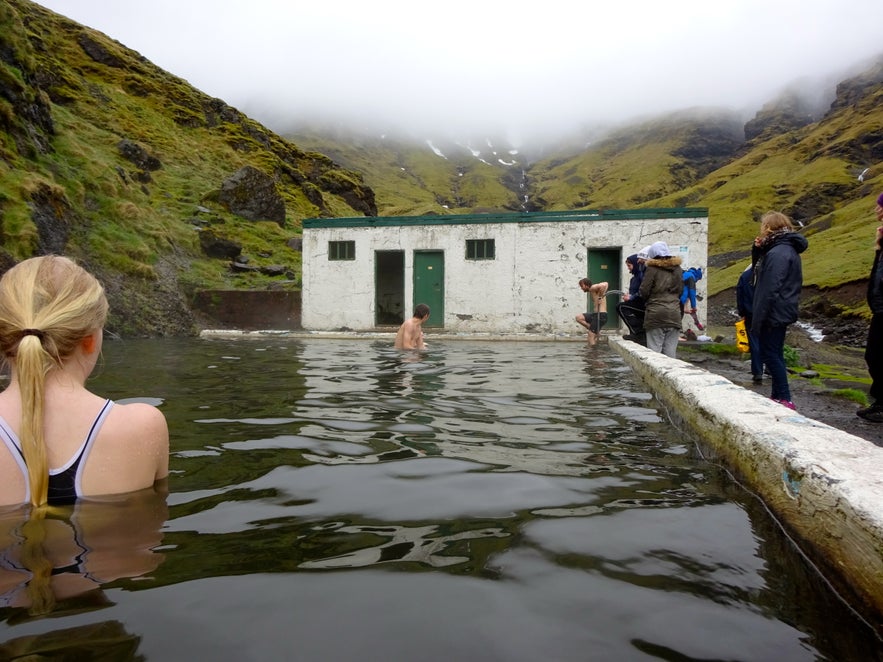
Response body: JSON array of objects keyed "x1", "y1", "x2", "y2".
[
  {"x1": 523, "y1": 77, "x2": 883, "y2": 304},
  {"x1": 529, "y1": 112, "x2": 744, "y2": 210},
  {"x1": 290, "y1": 131, "x2": 521, "y2": 215},
  {"x1": 642, "y1": 80, "x2": 883, "y2": 297},
  {"x1": 1, "y1": 0, "x2": 372, "y2": 312}
]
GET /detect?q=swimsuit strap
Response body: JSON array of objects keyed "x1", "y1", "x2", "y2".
[
  {"x1": 48, "y1": 399, "x2": 115, "y2": 504},
  {"x1": 0, "y1": 416, "x2": 30, "y2": 504},
  {"x1": 74, "y1": 400, "x2": 114, "y2": 499}
]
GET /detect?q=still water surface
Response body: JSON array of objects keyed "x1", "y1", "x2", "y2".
[{"x1": 0, "y1": 337, "x2": 880, "y2": 661}]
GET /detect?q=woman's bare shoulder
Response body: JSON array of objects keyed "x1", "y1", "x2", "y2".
[
  {"x1": 105, "y1": 402, "x2": 169, "y2": 471},
  {"x1": 112, "y1": 401, "x2": 167, "y2": 428}
]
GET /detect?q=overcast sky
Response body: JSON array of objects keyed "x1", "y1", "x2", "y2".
[{"x1": 36, "y1": 0, "x2": 883, "y2": 147}]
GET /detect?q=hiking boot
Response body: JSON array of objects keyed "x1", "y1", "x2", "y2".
[
  {"x1": 752, "y1": 374, "x2": 763, "y2": 384},
  {"x1": 771, "y1": 398, "x2": 796, "y2": 410},
  {"x1": 857, "y1": 403, "x2": 883, "y2": 423}
]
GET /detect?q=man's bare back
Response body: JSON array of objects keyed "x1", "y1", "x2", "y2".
[{"x1": 394, "y1": 304, "x2": 430, "y2": 349}]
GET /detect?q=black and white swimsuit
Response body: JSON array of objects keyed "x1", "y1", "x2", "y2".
[{"x1": 0, "y1": 400, "x2": 115, "y2": 505}]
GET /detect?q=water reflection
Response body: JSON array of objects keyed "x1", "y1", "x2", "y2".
[
  {"x1": 0, "y1": 620, "x2": 144, "y2": 659},
  {"x1": 0, "y1": 485, "x2": 167, "y2": 620},
  {"x1": 0, "y1": 337, "x2": 878, "y2": 661}
]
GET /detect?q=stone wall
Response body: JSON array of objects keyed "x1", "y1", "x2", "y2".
[{"x1": 191, "y1": 290, "x2": 302, "y2": 330}]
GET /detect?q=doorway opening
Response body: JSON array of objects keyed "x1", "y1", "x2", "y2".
[{"x1": 375, "y1": 250, "x2": 405, "y2": 326}]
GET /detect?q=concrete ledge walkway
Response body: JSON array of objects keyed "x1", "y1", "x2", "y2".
[{"x1": 609, "y1": 336, "x2": 883, "y2": 622}]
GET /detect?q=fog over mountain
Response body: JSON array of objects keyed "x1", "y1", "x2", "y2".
[{"x1": 37, "y1": 0, "x2": 883, "y2": 148}]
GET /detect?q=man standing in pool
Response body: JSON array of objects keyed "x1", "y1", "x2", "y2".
[
  {"x1": 575, "y1": 278, "x2": 608, "y2": 345},
  {"x1": 395, "y1": 303, "x2": 430, "y2": 349}
]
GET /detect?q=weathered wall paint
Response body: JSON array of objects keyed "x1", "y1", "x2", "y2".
[{"x1": 302, "y1": 211, "x2": 708, "y2": 333}]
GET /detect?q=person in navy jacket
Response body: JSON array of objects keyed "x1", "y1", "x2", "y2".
[
  {"x1": 617, "y1": 251, "x2": 647, "y2": 344},
  {"x1": 751, "y1": 211, "x2": 808, "y2": 410}
]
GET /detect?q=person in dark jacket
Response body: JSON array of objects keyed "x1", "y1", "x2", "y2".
[
  {"x1": 857, "y1": 192, "x2": 883, "y2": 422},
  {"x1": 617, "y1": 251, "x2": 647, "y2": 345},
  {"x1": 735, "y1": 263, "x2": 763, "y2": 382},
  {"x1": 638, "y1": 241, "x2": 683, "y2": 358},
  {"x1": 751, "y1": 211, "x2": 808, "y2": 410}
]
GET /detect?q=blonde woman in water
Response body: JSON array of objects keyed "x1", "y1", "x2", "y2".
[{"x1": 0, "y1": 255, "x2": 168, "y2": 507}]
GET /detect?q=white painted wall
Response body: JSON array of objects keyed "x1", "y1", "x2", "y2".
[{"x1": 302, "y1": 213, "x2": 708, "y2": 334}]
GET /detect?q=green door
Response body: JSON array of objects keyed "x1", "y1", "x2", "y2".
[
  {"x1": 413, "y1": 251, "x2": 444, "y2": 328},
  {"x1": 587, "y1": 249, "x2": 621, "y2": 329}
]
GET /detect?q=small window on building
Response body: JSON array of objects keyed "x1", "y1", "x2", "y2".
[
  {"x1": 466, "y1": 239, "x2": 495, "y2": 260},
  {"x1": 329, "y1": 240, "x2": 355, "y2": 261}
]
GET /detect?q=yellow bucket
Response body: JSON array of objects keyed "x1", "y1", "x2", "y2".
[{"x1": 734, "y1": 318, "x2": 750, "y2": 353}]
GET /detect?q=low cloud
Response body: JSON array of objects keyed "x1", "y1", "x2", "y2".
[{"x1": 37, "y1": 0, "x2": 883, "y2": 147}]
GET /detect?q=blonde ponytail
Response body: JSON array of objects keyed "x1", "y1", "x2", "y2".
[
  {"x1": 15, "y1": 334, "x2": 49, "y2": 506},
  {"x1": 0, "y1": 256, "x2": 108, "y2": 506}
]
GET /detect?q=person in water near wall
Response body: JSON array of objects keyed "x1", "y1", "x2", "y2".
[
  {"x1": 0, "y1": 256, "x2": 169, "y2": 508},
  {"x1": 394, "y1": 303, "x2": 430, "y2": 350},
  {"x1": 575, "y1": 278, "x2": 608, "y2": 346}
]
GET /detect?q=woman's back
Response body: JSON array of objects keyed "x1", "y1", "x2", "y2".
[
  {"x1": 0, "y1": 387, "x2": 168, "y2": 506},
  {"x1": 0, "y1": 256, "x2": 168, "y2": 507}
]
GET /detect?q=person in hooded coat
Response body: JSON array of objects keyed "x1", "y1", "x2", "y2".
[
  {"x1": 751, "y1": 211, "x2": 808, "y2": 410},
  {"x1": 638, "y1": 241, "x2": 683, "y2": 358}
]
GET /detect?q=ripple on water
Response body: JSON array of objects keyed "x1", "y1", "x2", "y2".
[{"x1": 59, "y1": 337, "x2": 882, "y2": 661}]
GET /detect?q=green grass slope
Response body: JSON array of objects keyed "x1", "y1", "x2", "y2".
[
  {"x1": 652, "y1": 63, "x2": 883, "y2": 305},
  {"x1": 528, "y1": 109, "x2": 745, "y2": 210},
  {"x1": 288, "y1": 128, "x2": 523, "y2": 216},
  {"x1": 0, "y1": 0, "x2": 375, "y2": 333}
]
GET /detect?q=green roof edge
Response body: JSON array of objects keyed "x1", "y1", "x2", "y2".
[{"x1": 303, "y1": 208, "x2": 709, "y2": 229}]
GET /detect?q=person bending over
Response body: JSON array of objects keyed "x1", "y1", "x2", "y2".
[{"x1": 575, "y1": 278, "x2": 608, "y2": 346}]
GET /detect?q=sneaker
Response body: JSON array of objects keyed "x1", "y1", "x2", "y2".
[
  {"x1": 771, "y1": 398, "x2": 796, "y2": 410},
  {"x1": 857, "y1": 403, "x2": 883, "y2": 422}
]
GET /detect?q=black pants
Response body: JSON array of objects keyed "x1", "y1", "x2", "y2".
[
  {"x1": 616, "y1": 298, "x2": 646, "y2": 345},
  {"x1": 866, "y1": 313, "x2": 883, "y2": 402}
]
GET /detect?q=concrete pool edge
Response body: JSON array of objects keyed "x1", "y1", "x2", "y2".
[
  {"x1": 608, "y1": 336, "x2": 883, "y2": 621},
  {"x1": 199, "y1": 329, "x2": 590, "y2": 341}
]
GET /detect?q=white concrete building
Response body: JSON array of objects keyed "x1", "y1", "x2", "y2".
[{"x1": 301, "y1": 208, "x2": 708, "y2": 334}]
